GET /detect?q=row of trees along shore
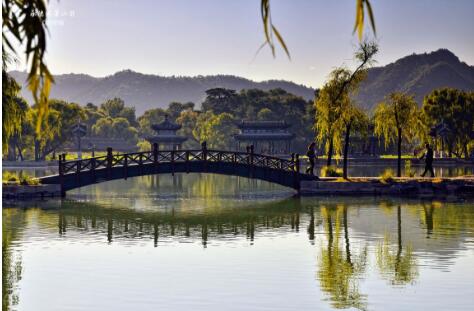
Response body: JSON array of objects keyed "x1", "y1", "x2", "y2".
[{"x1": 3, "y1": 44, "x2": 474, "y2": 178}]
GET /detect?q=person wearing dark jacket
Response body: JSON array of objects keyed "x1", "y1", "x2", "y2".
[
  {"x1": 420, "y1": 143, "x2": 435, "y2": 177},
  {"x1": 306, "y1": 142, "x2": 317, "y2": 175}
]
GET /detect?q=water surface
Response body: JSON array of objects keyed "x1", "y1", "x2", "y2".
[{"x1": 3, "y1": 174, "x2": 474, "y2": 311}]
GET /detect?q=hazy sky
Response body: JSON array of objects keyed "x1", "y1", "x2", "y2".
[{"x1": 11, "y1": 0, "x2": 474, "y2": 88}]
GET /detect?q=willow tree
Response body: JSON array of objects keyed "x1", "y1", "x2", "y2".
[
  {"x1": 2, "y1": 72, "x2": 26, "y2": 153},
  {"x1": 315, "y1": 41, "x2": 377, "y2": 167},
  {"x1": 374, "y1": 93, "x2": 418, "y2": 177}
]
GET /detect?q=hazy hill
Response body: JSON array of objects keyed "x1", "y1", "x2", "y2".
[
  {"x1": 355, "y1": 49, "x2": 474, "y2": 110},
  {"x1": 9, "y1": 49, "x2": 474, "y2": 114},
  {"x1": 8, "y1": 70, "x2": 315, "y2": 115}
]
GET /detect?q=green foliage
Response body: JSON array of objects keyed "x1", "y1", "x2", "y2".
[
  {"x1": 321, "y1": 166, "x2": 343, "y2": 178},
  {"x1": 136, "y1": 139, "x2": 151, "y2": 152},
  {"x1": 100, "y1": 98, "x2": 137, "y2": 126},
  {"x1": 2, "y1": 72, "x2": 27, "y2": 153},
  {"x1": 176, "y1": 109, "x2": 200, "y2": 149},
  {"x1": 193, "y1": 111, "x2": 237, "y2": 149},
  {"x1": 379, "y1": 169, "x2": 395, "y2": 183},
  {"x1": 92, "y1": 117, "x2": 138, "y2": 145},
  {"x1": 3, "y1": 0, "x2": 53, "y2": 135},
  {"x1": 421, "y1": 88, "x2": 474, "y2": 158}
]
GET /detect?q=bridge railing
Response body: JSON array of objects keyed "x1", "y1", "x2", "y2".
[{"x1": 58, "y1": 144, "x2": 301, "y2": 176}]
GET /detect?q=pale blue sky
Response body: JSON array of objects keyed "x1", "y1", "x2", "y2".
[{"x1": 11, "y1": 0, "x2": 474, "y2": 88}]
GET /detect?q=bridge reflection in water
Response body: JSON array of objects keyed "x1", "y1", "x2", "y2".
[{"x1": 3, "y1": 196, "x2": 474, "y2": 311}]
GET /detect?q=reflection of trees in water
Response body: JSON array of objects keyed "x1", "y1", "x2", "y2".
[
  {"x1": 376, "y1": 205, "x2": 418, "y2": 285},
  {"x1": 418, "y1": 201, "x2": 474, "y2": 239},
  {"x1": 54, "y1": 199, "x2": 304, "y2": 247},
  {"x1": 2, "y1": 209, "x2": 26, "y2": 311},
  {"x1": 317, "y1": 205, "x2": 368, "y2": 311}
]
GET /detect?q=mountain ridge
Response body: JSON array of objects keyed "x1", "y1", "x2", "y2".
[{"x1": 9, "y1": 48, "x2": 474, "y2": 114}]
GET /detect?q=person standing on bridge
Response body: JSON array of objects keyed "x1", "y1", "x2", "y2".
[
  {"x1": 420, "y1": 143, "x2": 435, "y2": 178},
  {"x1": 306, "y1": 142, "x2": 317, "y2": 176}
]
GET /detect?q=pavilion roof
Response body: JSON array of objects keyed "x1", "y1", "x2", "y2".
[
  {"x1": 236, "y1": 120, "x2": 291, "y2": 129},
  {"x1": 151, "y1": 115, "x2": 181, "y2": 131}
]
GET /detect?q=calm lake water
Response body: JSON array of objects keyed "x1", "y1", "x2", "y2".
[{"x1": 3, "y1": 173, "x2": 474, "y2": 311}]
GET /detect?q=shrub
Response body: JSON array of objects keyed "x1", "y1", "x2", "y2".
[
  {"x1": 20, "y1": 175, "x2": 40, "y2": 185},
  {"x1": 380, "y1": 169, "x2": 395, "y2": 183},
  {"x1": 2, "y1": 172, "x2": 20, "y2": 184},
  {"x1": 321, "y1": 166, "x2": 343, "y2": 177},
  {"x1": 404, "y1": 160, "x2": 415, "y2": 177},
  {"x1": 2, "y1": 172, "x2": 40, "y2": 185}
]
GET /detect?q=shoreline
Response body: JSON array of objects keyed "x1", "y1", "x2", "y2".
[{"x1": 3, "y1": 176, "x2": 474, "y2": 201}]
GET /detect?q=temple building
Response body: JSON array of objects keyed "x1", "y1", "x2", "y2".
[
  {"x1": 234, "y1": 120, "x2": 294, "y2": 155},
  {"x1": 146, "y1": 115, "x2": 187, "y2": 150}
]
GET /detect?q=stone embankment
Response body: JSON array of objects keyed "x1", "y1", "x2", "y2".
[
  {"x1": 300, "y1": 177, "x2": 474, "y2": 199},
  {"x1": 3, "y1": 184, "x2": 61, "y2": 199}
]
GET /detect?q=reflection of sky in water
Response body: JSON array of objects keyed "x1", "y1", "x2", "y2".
[{"x1": 3, "y1": 174, "x2": 474, "y2": 311}]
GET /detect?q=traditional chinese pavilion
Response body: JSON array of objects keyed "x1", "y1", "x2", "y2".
[
  {"x1": 234, "y1": 121, "x2": 294, "y2": 155},
  {"x1": 146, "y1": 115, "x2": 187, "y2": 150}
]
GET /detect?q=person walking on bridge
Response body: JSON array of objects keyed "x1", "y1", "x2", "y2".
[
  {"x1": 306, "y1": 142, "x2": 317, "y2": 176},
  {"x1": 420, "y1": 143, "x2": 435, "y2": 177}
]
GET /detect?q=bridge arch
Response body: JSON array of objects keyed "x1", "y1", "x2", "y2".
[{"x1": 40, "y1": 149, "x2": 315, "y2": 195}]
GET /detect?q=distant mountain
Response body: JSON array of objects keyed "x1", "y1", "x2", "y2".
[
  {"x1": 8, "y1": 70, "x2": 315, "y2": 115},
  {"x1": 355, "y1": 49, "x2": 474, "y2": 110},
  {"x1": 9, "y1": 49, "x2": 474, "y2": 114}
]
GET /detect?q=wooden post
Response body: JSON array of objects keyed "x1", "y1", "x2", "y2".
[
  {"x1": 202, "y1": 141, "x2": 207, "y2": 172},
  {"x1": 202, "y1": 141, "x2": 207, "y2": 161},
  {"x1": 171, "y1": 149, "x2": 175, "y2": 176},
  {"x1": 76, "y1": 158, "x2": 81, "y2": 185},
  {"x1": 185, "y1": 150, "x2": 190, "y2": 173},
  {"x1": 124, "y1": 155, "x2": 128, "y2": 179},
  {"x1": 91, "y1": 157, "x2": 96, "y2": 182},
  {"x1": 294, "y1": 153, "x2": 301, "y2": 192},
  {"x1": 139, "y1": 152, "x2": 143, "y2": 174},
  {"x1": 107, "y1": 147, "x2": 113, "y2": 179},
  {"x1": 250, "y1": 145, "x2": 254, "y2": 165},
  {"x1": 59, "y1": 154, "x2": 65, "y2": 197},
  {"x1": 153, "y1": 143, "x2": 158, "y2": 173},
  {"x1": 295, "y1": 154, "x2": 300, "y2": 173}
]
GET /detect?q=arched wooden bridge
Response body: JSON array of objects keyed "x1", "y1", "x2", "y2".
[{"x1": 40, "y1": 144, "x2": 316, "y2": 196}]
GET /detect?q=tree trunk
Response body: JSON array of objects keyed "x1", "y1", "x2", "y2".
[
  {"x1": 327, "y1": 136, "x2": 334, "y2": 166},
  {"x1": 34, "y1": 139, "x2": 40, "y2": 161},
  {"x1": 16, "y1": 143, "x2": 24, "y2": 161},
  {"x1": 397, "y1": 128, "x2": 402, "y2": 177},
  {"x1": 7, "y1": 138, "x2": 17, "y2": 161},
  {"x1": 343, "y1": 123, "x2": 351, "y2": 179},
  {"x1": 464, "y1": 144, "x2": 469, "y2": 160}
]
